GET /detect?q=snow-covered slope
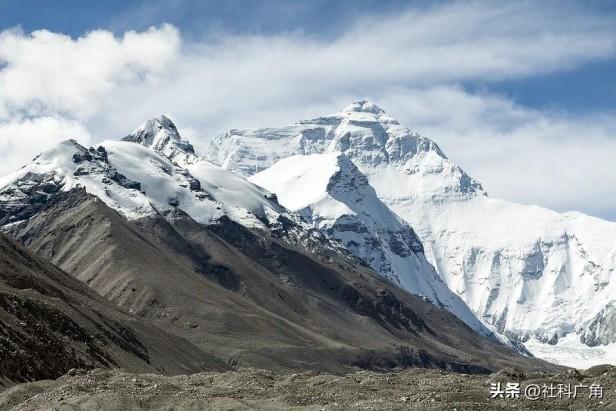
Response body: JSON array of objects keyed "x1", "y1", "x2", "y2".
[
  {"x1": 0, "y1": 117, "x2": 352, "y2": 263},
  {"x1": 206, "y1": 100, "x2": 616, "y2": 365},
  {"x1": 122, "y1": 116, "x2": 300, "y2": 226},
  {"x1": 0, "y1": 140, "x2": 162, "y2": 223},
  {"x1": 0, "y1": 139, "x2": 232, "y2": 225},
  {"x1": 250, "y1": 152, "x2": 491, "y2": 335}
]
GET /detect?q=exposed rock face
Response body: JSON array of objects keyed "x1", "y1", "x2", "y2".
[
  {"x1": 0, "y1": 232, "x2": 227, "y2": 387},
  {"x1": 581, "y1": 303, "x2": 616, "y2": 347},
  {"x1": 123, "y1": 115, "x2": 198, "y2": 165},
  {"x1": 2, "y1": 188, "x2": 548, "y2": 374},
  {"x1": 0, "y1": 173, "x2": 64, "y2": 226}
]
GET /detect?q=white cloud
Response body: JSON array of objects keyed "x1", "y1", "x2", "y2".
[
  {"x1": 0, "y1": 117, "x2": 91, "y2": 175},
  {"x1": 0, "y1": 1, "x2": 615, "y2": 219},
  {"x1": 0, "y1": 24, "x2": 179, "y2": 119},
  {"x1": 83, "y1": 0, "x2": 616, "y2": 138}
]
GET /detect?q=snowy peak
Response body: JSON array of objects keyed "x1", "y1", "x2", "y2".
[
  {"x1": 0, "y1": 119, "x2": 354, "y2": 263},
  {"x1": 338, "y1": 99, "x2": 400, "y2": 127},
  {"x1": 250, "y1": 152, "x2": 385, "y2": 224},
  {"x1": 124, "y1": 115, "x2": 181, "y2": 148},
  {"x1": 250, "y1": 152, "x2": 406, "y2": 240},
  {"x1": 249, "y1": 153, "x2": 495, "y2": 337},
  {"x1": 205, "y1": 101, "x2": 485, "y2": 200},
  {"x1": 212, "y1": 100, "x2": 616, "y2": 366},
  {"x1": 0, "y1": 139, "x2": 156, "y2": 225},
  {"x1": 249, "y1": 151, "x2": 422, "y2": 267},
  {"x1": 123, "y1": 115, "x2": 197, "y2": 165},
  {"x1": 342, "y1": 99, "x2": 386, "y2": 116},
  {"x1": 325, "y1": 153, "x2": 404, "y2": 229}
]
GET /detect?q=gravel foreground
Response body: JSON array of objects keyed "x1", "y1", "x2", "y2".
[{"x1": 1, "y1": 366, "x2": 615, "y2": 411}]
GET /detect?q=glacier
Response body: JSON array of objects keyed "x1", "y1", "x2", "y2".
[{"x1": 205, "y1": 99, "x2": 616, "y2": 367}]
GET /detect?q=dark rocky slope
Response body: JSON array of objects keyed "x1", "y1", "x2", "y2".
[
  {"x1": 0, "y1": 232, "x2": 228, "y2": 388},
  {"x1": 4, "y1": 188, "x2": 555, "y2": 374}
]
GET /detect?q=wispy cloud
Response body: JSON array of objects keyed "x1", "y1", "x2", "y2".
[
  {"x1": 0, "y1": 1, "x2": 615, "y2": 219},
  {"x1": 0, "y1": 116, "x2": 91, "y2": 171},
  {"x1": 379, "y1": 87, "x2": 616, "y2": 219}
]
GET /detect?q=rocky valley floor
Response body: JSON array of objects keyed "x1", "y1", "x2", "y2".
[{"x1": 1, "y1": 366, "x2": 615, "y2": 411}]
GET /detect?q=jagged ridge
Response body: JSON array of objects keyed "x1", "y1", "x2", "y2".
[{"x1": 250, "y1": 151, "x2": 498, "y2": 339}]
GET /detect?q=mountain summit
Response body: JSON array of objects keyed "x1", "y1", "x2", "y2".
[
  {"x1": 124, "y1": 115, "x2": 198, "y2": 164},
  {"x1": 206, "y1": 100, "x2": 484, "y2": 199},
  {"x1": 342, "y1": 99, "x2": 388, "y2": 115},
  {"x1": 207, "y1": 100, "x2": 616, "y2": 367}
]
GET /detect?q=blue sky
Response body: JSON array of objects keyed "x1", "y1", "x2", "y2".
[
  {"x1": 1, "y1": 1, "x2": 435, "y2": 38},
  {"x1": 0, "y1": 0, "x2": 615, "y2": 219},
  {"x1": 2, "y1": 0, "x2": 615, "y2": 113}
]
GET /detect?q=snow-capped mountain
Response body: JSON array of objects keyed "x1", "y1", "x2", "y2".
[
  {"x1": 0, "y1": 115, "x2": 545, "y2": 373},
  {"x1": 0, "y1": 117, "x2": 352, "y2": 261},
  {"x1": 206, "y1": 100, "x2": 616, "y2": 365},
  {"x1": 0, "y1": 114, "x2": 512, "y2": 340},
  {"x1": 250, "y1": 151, "x2": 490, "y2": 335}
]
